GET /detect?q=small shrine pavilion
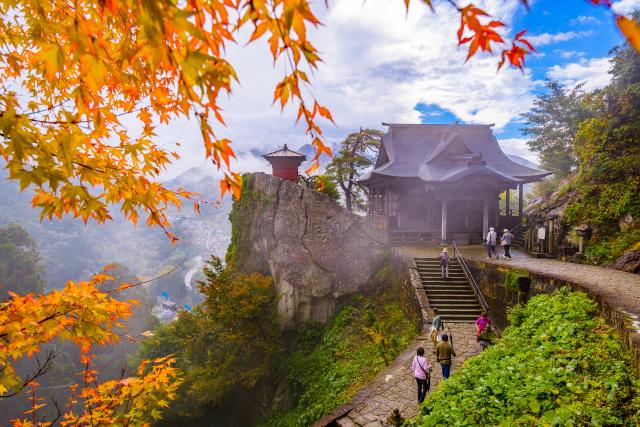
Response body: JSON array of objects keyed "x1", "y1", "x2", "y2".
[
  {"x1": 263, "y1": 144, "x2": 306, "y2": 181},
  {"x1": 360, "y1": 123, "x2": 550, "y2": 243}
]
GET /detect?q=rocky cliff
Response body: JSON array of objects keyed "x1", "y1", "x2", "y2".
[{"x1": 227, "y1": 173, "x2": 389, "y2": 329}]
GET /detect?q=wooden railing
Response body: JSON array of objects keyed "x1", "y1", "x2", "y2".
[{"x1": 452, "y1": 241, "x2": 489, "y2": 312}]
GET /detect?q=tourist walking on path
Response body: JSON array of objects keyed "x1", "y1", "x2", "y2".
[
  {"x1": 439, "y1": 248, "x2": 449, "y2": 278},
  {"x1": 486, "y1": 227, "x2": 497, "y2": 258},
  {"x1": 476, "y1": 312, "x2": 493, "y2": 350},
  {"x1": 476, "y1": 311, "x2": 491, "y2": 336},
  {"x1": 501, "y1": 229, "x2": 514, "y2": 259},
  {"x1": 435, "y1": 334, "x2": 456, "y2": 380},
  {"x1": 411, "y1": 347, "x2": 431, "y2": 403},
  {"x1": 430, "y1": 308, "x2": 445, "y2": 348}
]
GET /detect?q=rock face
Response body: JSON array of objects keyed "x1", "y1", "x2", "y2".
[
  {"x1": 612, "y1": 251, "x2": 640, "y2": 274},
  {"x1": 229, "y1": 173, "x2": 389, "y2": 329}
]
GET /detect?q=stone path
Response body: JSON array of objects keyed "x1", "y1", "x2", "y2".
[
  {"x1": 463, "y1": 247, "x2": 640, "y2": 326},
  {"x1": 332, "y1": 323, "x2": 481, "y2": 427},
  {"x1": 320, "y1": 243, "x2": 640, "y2": 426},
  {"x1": 397, "y1": 244, "x2": 640, "y2": 327}
]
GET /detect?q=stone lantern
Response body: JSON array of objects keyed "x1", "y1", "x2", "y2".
[
  {"x1": 575, "y1": 225, "x2": 592, "y2": 253},
  {"x1": 263, "y1": 144, "x2": 306, "y2": 181}
]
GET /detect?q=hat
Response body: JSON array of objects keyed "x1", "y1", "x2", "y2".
[{"x1": 443, "y1": 248, "x2": 448, "y2": 252}]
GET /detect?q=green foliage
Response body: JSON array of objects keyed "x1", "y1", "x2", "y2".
[
  {"x1": 325, "y1": 128, "x2": 382, "y2": 212},
  {"x1": 264, "y1": 293, "x2": 418, "y2": 426},
  {"x1": 411, "y1": 289, "x2": 640, "y2": 426},
  {"x1": 503, "y1": 269, "x2": 529, "y2": 294},
  {"x1": 564, "y1": 40, "x2": 640, "y2": 237},
  {"x1": 0, "y1": 223, "x2": 46, "y2": 296},
  {"x1": 583, "y1": 229, "x2": 640, "y2": 264},
  {"x1": 226, "y1": 173, "x2": 257, "y2": 269},
  {"x1": 139, "y1": 256, "x2": 282, "y2": 420},
  {"x1": 521, "y1": 81, "x2": 596, "y2": 177},
  {"x1": 315, "y1": 174, "x2": 340, "y2": 200}
]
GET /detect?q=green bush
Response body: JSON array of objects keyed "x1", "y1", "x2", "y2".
[
  {"x1": 411, "y1": 289, "x2": 640, "y2": 426},
  {"x1": 584, "y1": 229, "x2": 640, "y2": 264},
  {"x1": 264, "y1": 294, "x2": 418, "y2": 426}
]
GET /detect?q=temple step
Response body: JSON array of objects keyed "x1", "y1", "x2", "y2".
[{"x1": 415, "y1": 257, "x2": 484, "y2": 323}]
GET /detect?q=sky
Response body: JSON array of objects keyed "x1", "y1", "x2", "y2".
[{"x1": 156, "y1": 0, "x2": 640, "y2": 185}]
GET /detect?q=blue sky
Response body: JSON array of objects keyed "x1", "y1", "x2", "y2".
[{"x1": 416, "y1": 0, "x2": 632, "y2": 140}]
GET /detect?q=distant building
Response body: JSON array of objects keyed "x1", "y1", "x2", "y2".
[
  {"x1": 359, "y1": 123, "x2": 550, "y2": 243},
  {"x1": 263, "y1": 144, "x2": 306, "y2": 181}
]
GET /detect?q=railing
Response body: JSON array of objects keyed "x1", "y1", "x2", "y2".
[{"x1": 452, "y1": 241, "x2": 489, "y2": 312}]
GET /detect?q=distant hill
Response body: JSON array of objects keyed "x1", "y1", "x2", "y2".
[{"x1": 0, "y1": 167, "x2": 232, "y2": 305}]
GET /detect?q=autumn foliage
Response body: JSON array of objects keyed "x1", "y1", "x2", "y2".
[{"x1": 0, "y1": 0, "x2": 639, "y2": 425}]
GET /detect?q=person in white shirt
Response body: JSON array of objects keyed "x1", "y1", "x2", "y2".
[
  {"x1": 537, "y1": 225, "x2": 546, "y2": 253},
  {"x1": 486, "y1": 227, "x2": 497, "y2": 258}
]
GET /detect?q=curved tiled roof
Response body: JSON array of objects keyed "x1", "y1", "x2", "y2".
[{"x1": 361, "y1": 123, "x2": 550, "y2": 184}]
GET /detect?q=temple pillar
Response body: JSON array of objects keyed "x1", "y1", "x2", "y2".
[
  {"x1": 464, "y1": 204, "x2": 470, "y2": 228},
  {"x1": 518, "y1": 184, "x2": 524, "y2": 219},
  {"x1": 441, "y1": 200, "x2": 448, "y2": 242},
  {"x1": 482, "y1": 199, "x2": 489, "y2": 239},
  {"x1": 505, "y1": 188, "x2": 510, "y2": 216}
]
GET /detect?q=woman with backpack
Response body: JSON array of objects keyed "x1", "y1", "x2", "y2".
[
  {"x1": 500, "y1": 229, "x2": 514, "y2": 259},
  {"x1": 411, "y1": 347, "x2": 431, "y2": 403}
]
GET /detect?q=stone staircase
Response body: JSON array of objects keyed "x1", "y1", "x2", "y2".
[
  {"x1": 510, "y1": 224, "x2": 527, "y2": 250},
  {"x1": 414, "y1": 257, "x2": 483, "y2": 322}
]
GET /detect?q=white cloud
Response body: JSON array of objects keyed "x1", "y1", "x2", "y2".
[
  {"x1": 547, "y1": 57, "x2": 611, "y2": 91},
  {"x1": 527, "y1": 30, "x2": 594, "y2": 46},
  {"x1": 612, "y1": 0, "x2": 640, "y2": 14},
  {"x1": 556, "y1": 50, "x2": 585, "y2": 59},
  {"x1": 160, "y1": 0, "x2": 542, "y2": 178},
  {"x1": 570, "y1": 15, "x2": 601, "y2": 26},
  {"x1": 498, "y1": 138, "x2": 539, "y2": 164}
]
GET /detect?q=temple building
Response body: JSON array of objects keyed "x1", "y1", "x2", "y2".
[
  {"x1": 263, "y1": 144, "x2": 306, "y2": 181},
  {"x1": 360, "y1": 123, "x2": 550, "y2": 243}
]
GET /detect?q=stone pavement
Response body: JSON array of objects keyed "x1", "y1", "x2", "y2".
[
  {"x1": 397, "y1": 244, "x2": 640, "y2": 327},
  {"x1": 464, "y1": 248, "x2": 640, "y2": 325},
  {"x1": 333, "y1": 323, "x2": 481, "y2": 427}
]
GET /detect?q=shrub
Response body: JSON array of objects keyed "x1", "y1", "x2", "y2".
[{"x1": 411, "y1": 288, "x2": 640, "y2": 426}]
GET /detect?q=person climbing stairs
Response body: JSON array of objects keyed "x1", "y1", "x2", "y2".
[{"x1": 414, "y1": 257, "x2": 483, "y2": 322}]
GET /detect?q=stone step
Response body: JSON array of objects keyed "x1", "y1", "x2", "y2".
[
  {"x1": 440, "y1": 313, "x2": 482, "y2": 322},
  {"x1": 422, "y1": 280, "x2": 469, "y2": 286},
  {"x1": 431, "y1": 303, "x2": 482, "y2": 309},
  {"x1": 422, "y1": 281, "x2": 473, "y2": 287},
  {"x1": 438, "y1": 307, "x2": 482, "y2": 318},
  {"x1": 426, "y1": 295, "x2": 478, "y2": 301},
  {"x1": 415, "y1": 259, "x2": 460, "y2": 263},
  {"x1": 428, "y1": 295, "x2": 479, "y2": 302},
  {"x1": 424, "y1": 286, "x2": 476, "y2": 292},
  {"x1": 424, "y1": 283, "x2": 474, "y2": 289},
  {"x1": 415, "y1": 261, "x2": 461, "y2": 266},
  {"x1": 417, "y1": 267, "x2": 464, "y2": 272},
  {"x1": 417, "y1": 265, "x2": 463, "y2": 269},
  {"x1": 419, "y1": 274, "x2": 466, "y2": 280}
]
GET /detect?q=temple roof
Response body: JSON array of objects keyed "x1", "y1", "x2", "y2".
[
  {"x1": 263, "y1": 144, "x2": 306, "y2": 159},
  {"x1": 361, "y1": 123, "x2": 550, "y2": 185}
]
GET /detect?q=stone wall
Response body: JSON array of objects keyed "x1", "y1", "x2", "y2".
[
  {"x1": 228, "y1": 172, "x2": 390, "y2": 329},
  {"x1": 465, "y1": 259, "x2": 640, "y2": 374}
]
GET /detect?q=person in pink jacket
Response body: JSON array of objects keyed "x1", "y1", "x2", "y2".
[{"x1": 411, "y1": 347, "x2": 431, "y2": 403}]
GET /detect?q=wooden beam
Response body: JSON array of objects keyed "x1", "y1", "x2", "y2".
[
  {"x1": 483, "y1": 199, "x2": 489, "y2": 239},
  {"x1": 518, "y1": 184, "x2": 524, "y2": 219},
  {"x1": 505, "y1": 188, "x2": 510, "y2": 216}
]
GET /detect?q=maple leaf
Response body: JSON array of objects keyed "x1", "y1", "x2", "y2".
[{"x1": 616, "y1": 15, "x2": 640, "y2": 53}]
